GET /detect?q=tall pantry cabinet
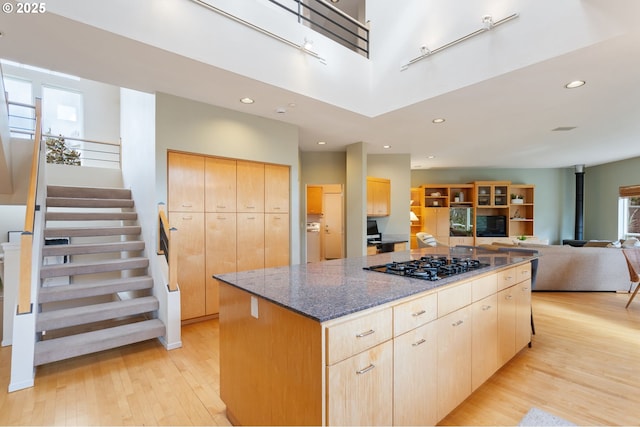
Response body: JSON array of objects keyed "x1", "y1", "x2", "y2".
[{"x1": 168, "y1": 151, "x2": 290, "y2": 321}]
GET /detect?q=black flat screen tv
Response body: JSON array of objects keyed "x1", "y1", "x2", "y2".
[{"x1": 476, "y1": 215, "x2": 507, "y2": 237}]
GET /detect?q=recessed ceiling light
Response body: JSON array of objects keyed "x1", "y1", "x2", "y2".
[
  {"x1": 432, "y1": 118, "x2": 445, "y2": 124},
  {"x1": 317, "y1": 141, "x2": 326, "y2": 145},
  {"x1": 383, "y1": 145, "x2": 391, "y2": 149},
  {"x1": 330, "y1": 0, "x2": 339, "y2": 3},
  {"x1": 240, "y1": 97, "x2": 254, "y2": 104},
  {"x1": 427, "y1": 155, "x2": 435, "y2": 159},
  {"x1": 565, "y1": 80, "x2": 586, "y2": 89}
]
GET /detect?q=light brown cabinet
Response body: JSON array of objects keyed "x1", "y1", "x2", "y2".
[
  {"x1": 168, "y1": 151, "x2": 290, "y2": 320},
  {"x1": 367, "y1": 177, "x2": 391, "y2": 217},
  {"x1": 471, "y1": 293, "x2": 498, "y2": 390},
  {"x1": 327, "y1": 340, "x2": 393, "y2": 426},
  {"x1": 423, "y1": 207, "x2": 450, "y2": 246},
  {"x1": 265, "y1": 213, "x2": 289, "y2": 268},
  {"x1": 236, "y1": 213, "x2": 265, "y2": 272},
  {"x1": 307, "y1": 185, "x2": 323, "y2": 215},
  {"x1": 205, "y1": 213, "x2": 236, "y2": 315},
  {"x1": 236, "y1": 160, "x2": 264, "y2": 212},
  {"x1": 205, "y1": 157, "x2": 236, "y2": 213},
  {"x1": 437, "y1": 305, "x2": 472, "y2": 420},
  {"x1": 172, "y1": 212, "x2": 206, "y2": 319},
  {"x1": 265, "y1": 164, "x2": 289, "y2": 213},
  {"x1": 497, "y1": 264, "x2": 532, "y2": 365},
  {"x1": 393, "y1": 293, "x2": 438, "y2": 426},
  {"x1": 168, "y1": 152, "x2": 204, "y2": 212}
]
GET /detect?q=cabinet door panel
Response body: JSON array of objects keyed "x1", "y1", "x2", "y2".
[
  {"x1": 515, "y1": 279, "x2": 532, "y2": 351},
  {"x1": 265, "y1": 164, "x2": 289, "y2": 213},
  {"x1": 237, "y1": 161, "x2": 264, "y2": 212},
  {"x1": 168, "y1": 152, "x2": 204, "y2": 212},
  {"x1": 497, "y1": 286, "x2": 517, "y2": 365},
  {"x1": 171, "y1": 212, "x2": 205, "y2": 320},
  {"x1": 327, "y1": 340, "x2": 393, "y2": 426},
  {"x1": 205, "y1": 157, "x2": 236, "y2": 212},
  {"x1": 437, "y1": 306, "x2": 471, "y2": 421},
  {"x1": 206, "y1": 213, "x2": 237, "y2": 315},
  {"x1": 265, "y1": 213, "x2": 289, "y2": 268},
  {"x1": 394, "y1": 322, "x2": 438, "y2": 426},
  {"x1": 471, "y1": 294, "x2": 498, "y2": 391},
  {"x1": 236, "y1": 213, "x2": 264, "y2": 272}
]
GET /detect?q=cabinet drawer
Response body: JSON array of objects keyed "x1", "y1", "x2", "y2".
[
  {"x1": 516, "y1": 262, "x2": 532, "y2": 283},
  {"x1": 438, "y1": 282, "x2": 471, "y2": 317},
  {"x1": 393, "y1": 292, "x2": 437, "y2": 336},
  {"x1": 471, "y1": 274, "x2": 497, "y2": 302},
  {"x1": 326, "y1": 308, "x2": 392, "y2": 365},
  {"x1": 497, "y1": 267, "x2": 517, "y2": 291}
]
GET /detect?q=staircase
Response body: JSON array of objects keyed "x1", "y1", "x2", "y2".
[{"x1": 34, "y1": 185, "x2": 165, "y2": 366}]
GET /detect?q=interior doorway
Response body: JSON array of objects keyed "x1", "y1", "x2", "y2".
[{"x1": 306, "y1": 184, "x2": 344, "y2": 262}]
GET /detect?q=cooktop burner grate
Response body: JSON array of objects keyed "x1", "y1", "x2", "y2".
[{"x1": 364, "y1": 255, "x2": 490, "y2": 281}]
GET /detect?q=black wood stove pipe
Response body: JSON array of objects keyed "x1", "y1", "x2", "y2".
[{"x1": 575, "y1": 164, "x2": 585, "y2": 240}]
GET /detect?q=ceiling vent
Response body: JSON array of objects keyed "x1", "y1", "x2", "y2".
[{"x1": 552, "y1": 126, "x2": 577, "y2": 131}]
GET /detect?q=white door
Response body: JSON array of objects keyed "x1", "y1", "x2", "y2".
[{"x1": 323, "y1": 191, "x2": 344, "y2": 259}]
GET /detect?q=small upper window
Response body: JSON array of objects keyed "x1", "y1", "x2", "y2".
[{"x1": 4, "y1": 75, "x2": 34, "y2": 138}]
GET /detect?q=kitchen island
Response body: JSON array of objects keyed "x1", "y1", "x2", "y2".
[{"x1": 215, "y1": 246, "x2": 536, "y2": 426}]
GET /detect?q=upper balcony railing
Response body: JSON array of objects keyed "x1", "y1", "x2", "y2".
[
  {"x1": 267, "y1": 0, "x2": 369, "y2": 58},
  {"x1": 7, "y1": 100, "x2": 121, "y2": 169}
]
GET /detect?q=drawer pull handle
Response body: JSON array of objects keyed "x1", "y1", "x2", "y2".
[
  {"x1": 246, "y1": 206, "x2": 256, "y2": 209},
  {"x1": 482, "y1": 305, "x2": 492, "y2": 311},
  {"x1": 216, "y1": 205, "x2": 226, "y2": 209},
  {"x1": 217, "y1": 216, "x2": 226, "y2": 220},
  {"x1": 273, "y1": 206, "x2": 281, "y2": 210},
  {"x1": 356, "y1": 329, "x2": 375, "y2": 338},
  {"x1": 505, "y1": 295, "x2": 513, "y2": 300},
  {"x1": 452, "y1": 320, "x2": 464, "y2": 327},
  {"x1": 247, "y1": 217, "x2": 256, "y2": 220},
  {"x1": 356, "y1": 364, "x2": 375, "y2": 375},
  {"x1": 182, "y1": 216, "x2": 192, "y2": 220},
  {"x1": 412, "y1": 310, "x2": 426, "y2": 317},
  {"x1": 181, "y1": 203, "x2": 192, "y2": 207},
  {"x1": 522, "y1": 270, "x2": 529, "y2": 274},
  {"x1": 504, "y1": 276, "x2": 513, "y2": 280},
  {"x1": 412, "y1": 338, "x2": 426, "y2": 347},
  {"x1": 522, "y1": 287, "x2": 530, "y2": 291}
]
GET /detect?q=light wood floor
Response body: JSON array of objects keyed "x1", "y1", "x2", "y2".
[{"x1": 0, "y1": 292, "x2": 638, "y2": 426}]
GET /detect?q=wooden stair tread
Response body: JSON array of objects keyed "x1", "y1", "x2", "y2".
[
  {"x1": 40, "y1": 257, "x2": 149, "y2": 278},
  {"x1": 47, "y1": 197, "x2": 135, "y2": 208},
  {"x1": 42, "y1": 240, "x2": 145, "y2": 256},
  {"x1": 45, "y1": 211, "x2": 138, "y2": 221},
  {"x1": 39, "y1": 276, "x2": 153, "y2": 303},
  {"x1": 34, "y1": 319, "x2": 165, "y2": 366},
  {"x1": 47, "y1": 185, "x2": 132, "y2": 200},
  {"x1": 37, "y1": 296, "x2": 159, "y2": 332},
  {"x1": 44, "y1": 225, "x2": 141, "y2": 238}
]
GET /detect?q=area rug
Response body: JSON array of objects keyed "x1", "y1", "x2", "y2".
[{"x1": 519, "y1": 407, "x2": 576, "y2": 426}]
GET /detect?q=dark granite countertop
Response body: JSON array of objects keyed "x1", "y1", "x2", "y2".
[{"x1": 214, "y1": 246, "x2": 536, "y2": 323}]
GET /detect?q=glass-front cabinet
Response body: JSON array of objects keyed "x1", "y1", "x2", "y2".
[{"x1": 476, "y1": 182, "x2": 509, "y2": 207}]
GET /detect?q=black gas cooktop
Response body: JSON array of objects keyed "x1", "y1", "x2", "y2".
[{"x1": 364, "y1": 255, "x2": 490, "y2": 281}]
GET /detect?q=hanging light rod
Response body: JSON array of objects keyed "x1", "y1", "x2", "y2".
[
  {"x1": 401, "y1": 13, "x2": 519, "y2": 71},
  {"x1": 190, "y1": 0, "x2": 326, "y2": 64}
]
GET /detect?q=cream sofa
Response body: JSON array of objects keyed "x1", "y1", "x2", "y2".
[{"x1": 485, "y1": 242, "x2": 631, "y2": 291}]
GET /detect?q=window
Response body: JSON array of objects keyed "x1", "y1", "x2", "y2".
[
  {"x1": 42, "y1": 85, "x2": 84, "y2": 139},
  {"x1": 3, "y1": 76, "x2": 34, "y2": 138},
  {"x1": 619, "y1": 185, "x2": 640, "y2": 239}
]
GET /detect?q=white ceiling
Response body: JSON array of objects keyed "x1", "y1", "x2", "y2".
[{"x1": 1, "y1": 0, "x2": 640, "y2": 170}]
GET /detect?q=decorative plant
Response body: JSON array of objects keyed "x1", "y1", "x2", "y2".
[
  {"x1": 46, "y1": 134, "x2": 81, "y2": 166},
  {"x1": 510, "y1": 193, "x2": 523, "y2": 200},
  {"x1": 517, "y1": 235, "x2": 527, "y2": 241}
]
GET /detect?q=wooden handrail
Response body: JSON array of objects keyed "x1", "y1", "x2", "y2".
[
  {"x1": 158, "y1": 204, "x2": 178, "y2": 292},
  {"x1": 17, "y1": 98, "x2": 42, "y2": 314}
]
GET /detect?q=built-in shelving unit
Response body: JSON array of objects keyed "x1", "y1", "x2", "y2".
[{"x1": 413, "y1": 181, "x2": 535, "y2": 247}]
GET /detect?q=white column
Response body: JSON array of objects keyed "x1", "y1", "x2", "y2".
[{"x1": 1, "y1": 242, "x2": 20, "y2": 347}]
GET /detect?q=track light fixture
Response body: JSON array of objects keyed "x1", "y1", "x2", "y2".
[{"x1": 401, "y1": 13, "x2": 519, "y2": 71}]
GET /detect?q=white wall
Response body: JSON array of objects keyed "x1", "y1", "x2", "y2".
[{"x1": 155, "y1": 92, "x2": 301, "y2": 265}]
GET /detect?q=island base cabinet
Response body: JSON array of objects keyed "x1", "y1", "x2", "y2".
[
  {"x1": 437, "y1": 306, "x2": 472, "y2": 421},
  {"x1": 219, "y1": 283, "x2": 322, "y2": 426},
  {"x1": 327, "y1": 340, "x2": 393, "y2": 426},
  {"x1": 393, "y1": 322, "x2": 438, "y2": 426}
]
